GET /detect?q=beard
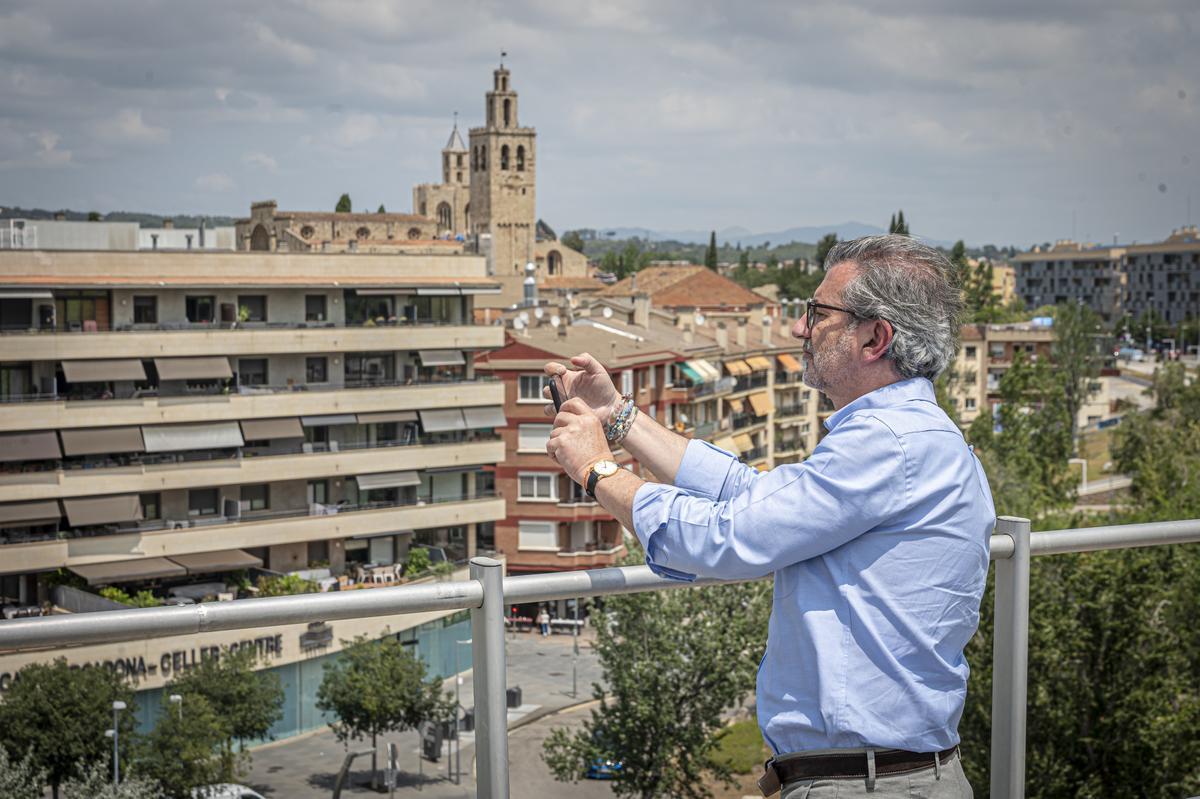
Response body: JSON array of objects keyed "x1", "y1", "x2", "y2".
[{"x1": 801, "y1": 333, "x2": 856, "y2": 394}]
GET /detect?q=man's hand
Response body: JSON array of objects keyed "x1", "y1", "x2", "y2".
[
  {"x1": 546, "y1": 398, "x2": 611, "y2": 484},
  {"x1": 543, "y1": 352, "x2": 622, "y2": 426}
]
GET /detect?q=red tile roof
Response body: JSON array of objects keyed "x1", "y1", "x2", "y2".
[{"x1": 599, "y1": 265, "x2": 767, "y2": 309}]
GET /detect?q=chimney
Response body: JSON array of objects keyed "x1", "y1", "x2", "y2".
[
  {"x1": 715, "y1": 322, "x2": 728, "y2": 350},
  {"x1": 185, "y1": 234, "x2": 193, "y2": 250},
  {"x1": 633, "y1": 292, "x2": 651, "y2": 328},
  {"x1": 523, "y1": 262, "x2": 538, "y2": 306},
  {"x1": 163, "y1": 218, "x2": 174, "y2": 230},
  {"x1": 761, "y1": 313, "x2": 773, "y2": 344},
  {"x1": 630, "y1": 273, "x2": 637, "y2": 293},
  {"x1": 198, "y1": 218, "x2": 206, "y2": 248},
  {"x1": 150, "y1": 234, "x2": 159, "y2": 250},
  {"x1": 736, "y1": 319, "x2": 747, "y2": 348},
  {"x1": 683, "y1": 326, "x2": 693, "y2": 345}
]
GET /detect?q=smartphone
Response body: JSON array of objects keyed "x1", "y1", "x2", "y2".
[{"x1": 549, "y1": 374, "x2": 566, "y2": 412}]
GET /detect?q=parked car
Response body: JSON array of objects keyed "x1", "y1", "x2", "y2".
[
  {"x1": 1117, "y1": 347, "x2": 1145, "y2": 362},
  {"x1": 192, "y1": 785, "x2": 266, "y2": 799}
]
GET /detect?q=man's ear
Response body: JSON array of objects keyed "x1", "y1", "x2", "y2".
[{"x1": 860, "y1": 319, "x2": 894, "y2": 363}]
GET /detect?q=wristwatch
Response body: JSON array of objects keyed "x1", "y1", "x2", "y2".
[{"x1": 585, "y1": 459, "x2": 620, "y2": 499}]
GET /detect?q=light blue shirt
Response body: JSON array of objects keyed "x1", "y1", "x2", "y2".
[{"x1": 632, "y1": 377, "x2": 994, "y2": 755}]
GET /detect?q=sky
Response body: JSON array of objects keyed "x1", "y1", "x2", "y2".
[{"x1": 0, "y1": 1, "x2": 1197, "y2": 247}]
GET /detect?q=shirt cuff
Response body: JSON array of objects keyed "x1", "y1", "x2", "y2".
[
  {"x1": 632, "y1": 481, "x2": 696, "y2": 582},
  {"x1": 673, "y1": 438, "x2": 740, "y2": 499}
]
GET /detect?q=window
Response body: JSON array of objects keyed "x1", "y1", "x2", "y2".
[
  {"x1": 518, "y1": 520, "x2": 558, "y2": 551},
  {"x1": 133, "y1": 296, "x2": 157, "y2": 324},
  {"x1": 965, "y1": 346, "x2": 977, "y2": 359},
  {"x1": 189, "y1": 488, "x2": 219, "y2": 517},
  {"x1": 241, "y1": 484, "x2": 270, "y2": 512},
  {"x1": 518, "y1": 472, "x2": 557, "y2": 501},
  {"x1": 300, "y1": 225, "x2": 315, "y2": 239},
  {"x1": 500, "y1": 145, "x2": 510, "y2": 170},
  {"x1": 185, "y1": 295, "x2": 215, "y2": 323},
  {"x1": 305, "y1": 295, "x2": 327, "y2": 322},
  {"x1": 965, "y1": 398, "x2": 977, "y2": 411},
  {"x1": 437, "y1": 202, "x2": 452, "y2": 231},
  {"x1": 307, "y1": 480, "x2": 329, "y2": 505},
  {"x1": 517, "y1": 424, "x2": 552, "y2": 452},
  {"x1": 345, "y1": 353, "x2": 395, "y2": 385},
  {"x1": 306, "y1": 357, "x2": 328, "y2": 383},
  {"x1": 355, "y1": 226, "x2": 370, "y2": 240},
  {"x1": 649, "y1": 403, "x2": 656, "y2": 420},
  {"x1": 516, "y1": 145, "x2": 525, "y2": 171},
  {"x1": 238, "y1": 295, "x2": 267, "y2": 322},
  {"x1": 518, "y1": 374, "x2": 550, "y2": 402},
  {"x1": 407, "y1": 228, "x2": 421, "y2": 240},
  {"x1": 139, "y1": 492, "x2": 161, "y2": 521},
  {"x1": 238, "y1": 358, "x2": 269, "y2": 386},
  {"x1": 621, "y1": 370, "x2": 633, "y2": 396},
  {"x1": 649, "y1": 364, "x2": 657, "y2": 389}
]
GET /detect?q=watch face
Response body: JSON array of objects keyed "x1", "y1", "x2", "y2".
[{"x1": 594, "y1": 459, "x2": 620, "y2": 477}]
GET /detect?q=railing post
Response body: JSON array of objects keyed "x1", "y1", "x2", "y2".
[
  {"x1": 990, "y1": 516, "x2": 1031, "y2": 799},
  {"x1": 470, "y1": 556, "x2": 509, "y2": 799}
]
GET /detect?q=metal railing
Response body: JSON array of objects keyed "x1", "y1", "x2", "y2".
[
  {"x1": 0, "y1": 317, "x2": 473, "y2": 336},
  {"x1": 1, "y1": 518, "x2": 1198, "y2": 798}
]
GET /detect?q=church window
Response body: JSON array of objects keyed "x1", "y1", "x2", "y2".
[
  {"x1": 457, "y1": 171, "x2": 463, "y2": 182},
  {"x1": 456, "y1": 154, "x2": 464, "y2": 167},
  {"x1": 548, "y1": 250, "x2": 562, "y2": 276},
  {"x1": 516, "y1": 146, "x2": 525, "y2": 171},
  {"x1": 500, "y1": 145, "x2": 510, "y2": 171},
  {"x1": 420, "y1": 201, "x2": 427, "y2": 215},
  {"x1": 437, "y1": 202, "x2": 452, "y2": 232},
  {"x1": 250, "y1": 224, "x2": 270, "y2": 251},
  {"x1": 356, "y1": 226, "x2": 370, "y2": 240},
  {"x1": 503, "y1": 98, "x2": 511, "y2": 127},
  {"x1": 300, "y1": 225, "x2": 315, "y2": 239},
  {"x1": 481, "y1": 145, "x2": 487, "y2": 170},
  {"x1": 407, "y1": 228, "x2": 421, "y2": 240},
  {"x1": 471, "y1": 148, "x2": 477, "y2": 171}
]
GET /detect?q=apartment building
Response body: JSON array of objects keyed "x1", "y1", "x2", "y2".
[
  {"x1": 1121, "y1": 226, "x2": 1200, "y2": 326},
  {"x1": 0, "y1": 249, "x2": 508, "y2": 610},
  {"x1": 948, "y1": 325, "x2": 987, "y2": 428},
  {"x1": 1013, "y1": 241, "x2": 1125, "y2": 323}
]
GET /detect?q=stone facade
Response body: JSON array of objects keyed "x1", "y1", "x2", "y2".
[
  {"x1": 412, "y1": 124, "x2": 471, "y2": 237},
  {"x1": 235, "y1": 201, "x2": 440, "y2": 254}
]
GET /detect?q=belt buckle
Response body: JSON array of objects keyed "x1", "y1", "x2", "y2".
[{"x1": 757, "y1": 758, "x2": 782, "y2": 796}]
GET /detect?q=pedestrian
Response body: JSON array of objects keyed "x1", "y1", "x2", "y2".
[
  {"x1": 544, "y1": 235, "x2": 993, "y2": 798},
  {"x1": 536, "y1": 607, "x2": 551, "y2": 637}
]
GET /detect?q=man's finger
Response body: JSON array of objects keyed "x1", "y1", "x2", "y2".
[
  {"x1": 543, "y1": 360, "x2": 568, "y2": 377},
  {"x1": 561, "y1": 396, "x2": 591, "y2": 416},
  {"x1": 571, "y1": 352, "x2": 607, "y2": 377}
]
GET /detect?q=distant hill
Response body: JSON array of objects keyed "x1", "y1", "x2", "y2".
[
  {"x1": 0, "y1": 205, "x2": 238, "y2": 228},
  {"x1": 593, "y1": 222, "x2": 955, "y2": 249}
]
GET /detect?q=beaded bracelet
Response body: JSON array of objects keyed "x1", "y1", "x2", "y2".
[
  {"x1": 604, "y1": 395, "x2": 635, "y2": 441},
  {"x1": 609, "y1": 403, "x2": 638, "y2": 445}
]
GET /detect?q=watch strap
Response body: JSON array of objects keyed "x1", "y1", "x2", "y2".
[{"x1": 585, "y1": 466, "x2": 601, "y2": 499}]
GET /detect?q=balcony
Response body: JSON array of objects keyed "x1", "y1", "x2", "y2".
[
  {"x1": 0, "y1": 435, "x2": 504, "y2": 504},
  {"x1": 731, "y1": 373, "x2": 769, "y2": 394},
  {"x1": 0, "y1": 323, "x2": 503, "y2": 361},
  {"x1": 774, "y1": 370, "x2": 804, "y2": 385},
  {"x1": 0, "y1": 378, "x2": 504, "y2": 434},
  {"x1": 674, "y1": 376, "x2": 737, "y2": 400},
  {"x1": 731, "y1": 412, "x2": 767, "y2": 431},
  {"x1": 775, "y1": 401, "x2": 807, "y2": 419},
  {"x1": 739, "y1": 446, "x2": 768, "y2": 464},
  {"x1": 0, "y1": 491, "x2": 506, "y2": 575}
]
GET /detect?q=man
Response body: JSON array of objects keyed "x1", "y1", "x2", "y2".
[{"x1": 544, "y1": 235, "x2": 994, "y2": 798}]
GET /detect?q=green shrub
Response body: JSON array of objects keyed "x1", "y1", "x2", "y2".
[
  {"x1": 404, "y1": 548, "x2": 431, "y2": 578},
  {"x1": 255, "y1": 573, "x2": 318, "y2": 597}
]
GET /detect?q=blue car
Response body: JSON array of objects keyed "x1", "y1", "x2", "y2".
[{"x1": 586, "y1": 756, "x2": 624, "y2": 780}]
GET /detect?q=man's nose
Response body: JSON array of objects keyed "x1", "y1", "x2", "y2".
[{"x1": 792, "y1": 315, "x2": 810, "y2": 340}]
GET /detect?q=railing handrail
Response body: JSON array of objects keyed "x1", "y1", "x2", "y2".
[{"x1": 1, "y1": 518, "x2": 1198, "y2": 799}]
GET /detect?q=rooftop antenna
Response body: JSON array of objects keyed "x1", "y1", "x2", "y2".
[{"x1": 500, "y1": 50, "x2": 507, "y2": 67}]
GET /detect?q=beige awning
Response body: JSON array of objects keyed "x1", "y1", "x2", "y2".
[
  {"x1": 356, "y1": 411, "x2": 419, "y2": 424},
  {"x1": 0, "y1": 500, "x2": 62, "y2": 528},
  {"x1": 70, "y1": 557, "x2": 187, "y2": 586},
  {"x1": 777, "y1": 353, "x2": 803, "y2": 373},
  {"x1": 747, "y1": 392, "x2": 775, "y2": 416},
  {"x1": 418, "y1": 350, "x2": 466, "y2": 367},
  {"x1": 154, "y1": 356, "x2": 232, "y2": 381},
  {"x1": 169, "y1": 549, "x2": 263, "y2": 575},
  {"x1": 142, "y1": 422, "x2": 244, "y2": 453},
  {"x1": 419, "y1": 408, "x2": 466, "y2": 433},
  {"x1": 732, "y1": 433, "x2": 755, "y2": 454},
  {"x1": 0, "y1": 431, "x2": 62, "y2": 463},
  {"x1": 62, "y1": 359, "x2": 147, "y2": 383},
  {"x1": 356, "y1": 471, "x2": 422, "y2": 490},
  {"x1": 240, "y1": 417, "x2": 304, "y2": 440},
  {"x1": 711, "y1": 435, "x2": 738, "y2": 452},
  {"x1": 462, "y1": 406, "x2": 507, "y2": 429},
  {"x1": 745, "y1": 356, "x2": 773, "y2": 372},
  {"x1": 724, "y1": 359, "x2": 751, "y2": 376},
  {"x1": 60, "y1": 427, "x2": 145, "y2": 456},
  {"x1": 62, "y1": 494, "x2": 143, "y2": 526}
]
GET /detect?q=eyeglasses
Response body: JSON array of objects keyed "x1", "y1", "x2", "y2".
[{"x1": 802, "y1": 298, "x2": 860, "y2": 331}]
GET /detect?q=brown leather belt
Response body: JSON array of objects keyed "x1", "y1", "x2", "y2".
[{"x1": 760, "y1": 746, "x2": 958, "y2": 792}]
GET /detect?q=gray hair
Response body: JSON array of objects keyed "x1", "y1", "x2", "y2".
[{"x1": 823, "y1": 234, "x2": 962, "y2": 381}]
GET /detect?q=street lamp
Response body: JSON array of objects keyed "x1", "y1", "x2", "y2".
[
  {"x1": 169, "y1": 693, "x2": 183, "y2": 720},
  {"x1": 111, "y1": 700, "x2": 127, "y2": 785}
]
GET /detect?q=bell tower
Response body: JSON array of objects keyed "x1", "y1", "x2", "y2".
[{"x1": 469, "y1": 60, "x2": 536, "y2": 276}]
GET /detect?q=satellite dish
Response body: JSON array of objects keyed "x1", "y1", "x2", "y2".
[
  {"x1": 534, "y1": 307, "x2": 545, "y2": 319},
  {"x1": 602, "y1": 307, "x2": 613, "y2": 319},
  {"x1": 550, "y1": 315, "x2": 561, "y2": 327},
  {"x1": 694, "y1": 312, "x2": 706, "y2": 326},
  {"x1": 519, "y1": 311, "x2": 530, "y2": 323},
  {"x1": 513, "y1": 318, "x2": 526, "y2": 330}
]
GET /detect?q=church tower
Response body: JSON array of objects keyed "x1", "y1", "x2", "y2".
[
  {"x1": 469, "y1": 63, "x2": 536, "y2": 276},
  {"x1": 442, "y1": 118, "x2": 468, "y2": 187}
]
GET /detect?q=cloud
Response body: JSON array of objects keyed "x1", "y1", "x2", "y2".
[
  {"x1": 194, "y1": 172, "x2": 234, "y2": 192},
  {"x1": 243, "y1": 152, "x2": 279, "y2": 172},
  {"x1": 93, "y1": 109, "x2": 169, "y2": 144},
  {"x1": 333, "y1": 114, "x2": 384, "y2": 148}
]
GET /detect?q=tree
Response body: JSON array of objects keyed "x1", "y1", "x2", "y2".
[
  {"x1": 1050, "y1": 302, "x2": 1104, "y2": 454},
  {"x1": 737, "y1": 249, "x2": 749, "y2": 271},
  {"x1": 543, "y1": 547, "x2": 771, "y2": 799},
  {"x1": 0, "y1": 745, "x2": 46, "y2": 799},
  {"x1": 377, "y1": 203, "x2": 386, "y2": 213},
  {"x1": 166, "y1": 646, "x2": 284, "y2": 781},
  {"x1": 335, "y1": 193, "x2": 352, "y2": 213},
  {"x1": 561, "y1": 230, "x2": 586, "y2": 252},
  {"x1": 135, "y1": 694, "x2": 227, "y2": 799},
  {"x1": 317, "y1": 634, "x2": 451, "y2": 789},
  {"x1": 0, "y1": 658, "x2": 135, "y2": 799},
  {"x1": 813, "y1": 233, "x2": 838, "y2": 269},
  {"x1": 87, "y1": 211, "x2": 101, "y2": 222},
  {"x1": 62, "y1": 759, "x2": 160, "y2": 799},
  {"x1": 704, "y1": 230, "x2": 718, "y2": 269}
]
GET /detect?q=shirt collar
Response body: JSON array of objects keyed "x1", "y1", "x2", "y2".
[{"x1": 824, "y1": 377, "x2": 936, "y2": 432}]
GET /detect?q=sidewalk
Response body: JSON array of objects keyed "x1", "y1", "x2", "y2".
[{"x1": 243, "y1": 626, "x2": 603, "y2": 797}]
